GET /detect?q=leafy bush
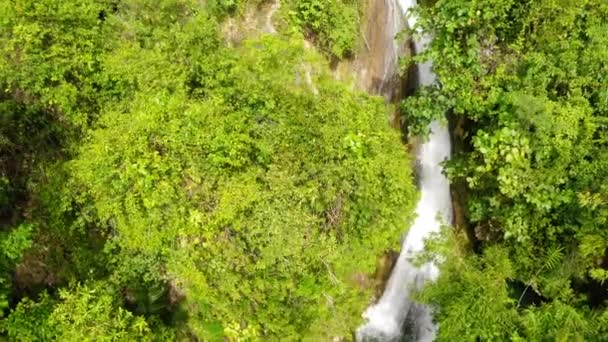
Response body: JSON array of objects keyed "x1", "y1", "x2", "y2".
[
  {"x1": 70, "y1": 36, "x2": 416, "y2": 339},
  {"x1": 0, "y1": 0, "x2": 417, "y2": 340},
  {"x1": 408, "y1": 0, "x2": 608, "y2": 339},
  {"x1": 286, "y1": 0, "x2": 361, "y2": 58}
]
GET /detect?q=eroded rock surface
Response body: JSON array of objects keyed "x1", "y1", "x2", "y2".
[{"x1": 333, "y1": 0, "x2": 412, "y2": 104}]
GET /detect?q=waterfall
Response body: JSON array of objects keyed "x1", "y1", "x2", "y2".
[
  {"x1": 264, "y1": 0, "x2": 280, "y2": 34},
  {"x1": 357, "y1": 0, "x2": 453, "y2": 341}
]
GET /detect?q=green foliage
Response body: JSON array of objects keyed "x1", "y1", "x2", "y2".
[
  {"x1": 0, "y1": 224, "x2": 33, "y2": 317},
  {"x1": 48, "y1": 282, "x2": 152, "y2": 341},
  {"x1": 70, "y1": 35, "x2": 416, "y2": 339},
  {"x1": 0, "y1": 293, "x2": 56, "y2": 340},
  {"x1": 420, "y1": 229, "x2": 608, "y2": 341},
  {"x1": 105, "y1": 248, "x2": 181, "y2": 326},
  {"x1": 285, "y1": 0, "x2": 361, "y2": 58},
  {"x1": 409, "y1": 0, "x2": 608, "y2": 339},
  {"x1": 3, "y1": 282, "x2": 155, "y2": 341},
  {"x1": 419, "y1": 229, "x2": 520, "y2": 341},
  {"x1": 0, "y1": 0, "x2": 111, "y2": 129},
  {"x1": 0, "y1": 0, "x2": 416, "y2": 340},
  {"x1": 0, "y1": 224, "x2": 33, "y2": 262}
]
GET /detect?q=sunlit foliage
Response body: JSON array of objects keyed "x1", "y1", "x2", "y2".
[
  {"x1": 408, "y1": 0, "x2": 608, "y2": 340},
  {"x1": 0, "y1": 0, "x2": 415, "y2": 339}
]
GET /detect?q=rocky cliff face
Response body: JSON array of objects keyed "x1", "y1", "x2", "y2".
[
  {"x1": 221, "y1": 1, "x2": 281, "y2": 45},
  {"x1": 333, "y1": 0, "x2": 412, "y2": 104},
  {"x1": 221, "y1": 0, "x2": 413, "y2": 105}
]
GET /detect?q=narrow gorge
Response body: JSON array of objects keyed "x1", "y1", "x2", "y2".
[{"x1": 358, "y1": 1, "x2": 453, "y2": 341}]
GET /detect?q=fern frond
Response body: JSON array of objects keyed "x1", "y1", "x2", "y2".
[{"x1": 542, "y1": 246, "x2": 564, "y2": 272}]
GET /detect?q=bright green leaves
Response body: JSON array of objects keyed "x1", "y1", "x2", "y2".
[
  {"x1": 519, "y1": 299, "x2": 608, "y2": 342},
  {"x1": 2, "y1": 259, "x2": 176, "y2": 340},
  {"x1": 68, "y1": 35, "x2": 416, "y2": 339},
  {"x1": 469, "y1": 127, "x2": 529, "y2": 195},
  {"x1": 580, "y1": 234, "x2": 608, "y2": 283},
  {"x1": 401, "y1": 87, "x2": 450, "y2": 136},
  {"x1": 0, "y1": 293, "x2": 56, "y2": 340},
  {"x1": 48, "y1": 283, "x2": 152, "y2": 341},
  {"x1": 0, "y1": 0, "x2": 110, "y2": 129},
  {"x1": 0, "y1": 224, "x2": 33, "y2": 317},
  {"x1": 285, "y1": 0, "x2": 361, "y2": 58},
  {"x1": 420, "y1": 229, "x2": 606, "y2": 341},
  {"x1": 409, "y1": 0, "x2": 608, "y2": 339},
  {"x1": 0, "y1": 224, "x2": 33, "y2": 262},
  {"x1": 72, "y1": 93, "x2": 188, "y2": 252},
  {"x1": 419, "y1": 231, "x2": 519, "y2": 341},
  {"x1": 0, "y1": 0, "x2": 417, "y2": 339}
]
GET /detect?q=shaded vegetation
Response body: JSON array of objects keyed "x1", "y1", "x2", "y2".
[{"x1": 406, "y1": 0, "x2": 608, "y2": 340}]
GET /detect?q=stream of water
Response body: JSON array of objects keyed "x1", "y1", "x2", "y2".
[{"x1": 357, "y1": 0, "x2": 453, "y2": 341}]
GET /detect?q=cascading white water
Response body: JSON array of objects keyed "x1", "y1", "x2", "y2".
[
  {"x1": 264, "y1": 0, "x2": 280, "y2": 34},
  {"x1": 357, "y1": 0, "x2": 453, "y2": 341}
]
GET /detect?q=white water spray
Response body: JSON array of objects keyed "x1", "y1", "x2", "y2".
[
  {"x1": 357, "y1": 0, "x2": 453, "y2": 341},
  {"x1": 264, "y1": 0, "x2": 280, "y2": 34}
]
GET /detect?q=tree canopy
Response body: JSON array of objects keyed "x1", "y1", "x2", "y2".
[
  {"x1": 407, "y1": 0, "x2": 608, "y2": 340},
  {"x1": 3, "y1": 0, "x2": 607, "y2": 340},
  {"x1": 0, "y1": 0, "x2": 417, "y2": 340}
]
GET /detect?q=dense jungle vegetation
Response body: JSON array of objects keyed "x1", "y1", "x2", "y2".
[
  {"x1": 2, "y1": 0, "x2": 608, "y2": 341},
  {"x1": 408, "y1": 0, "x2": 608, "y2": 340},
  {"x1": 0, "y1": 0, "x2": 417, "y2": 340}
]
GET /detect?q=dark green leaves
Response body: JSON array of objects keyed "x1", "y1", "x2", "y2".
[{"x1": 410, "y1": 0, "x2": 608, "y2": 340}]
